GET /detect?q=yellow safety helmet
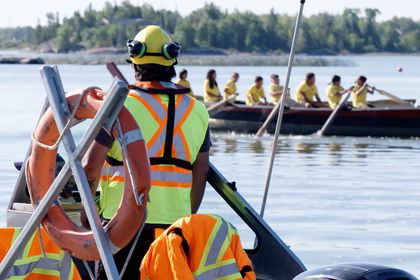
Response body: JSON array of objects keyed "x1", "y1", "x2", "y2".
[{"x1": 127, "y1": 25, "x2": 181, "y2": 66}]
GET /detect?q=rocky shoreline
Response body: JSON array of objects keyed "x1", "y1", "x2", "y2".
[{"x1": 0, "y1": 56, "x2": 45, "y2": 64}]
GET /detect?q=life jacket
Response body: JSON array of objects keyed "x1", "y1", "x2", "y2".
[
  {"x1": 140, "y1": 214, "x2": 256, "y2": 280},
  {"x1": 99, "y1": 81, "x2": 209, "y2": 223},
  {"x1": 0, "y1": 227, "x2": 81, "y2": 280}
]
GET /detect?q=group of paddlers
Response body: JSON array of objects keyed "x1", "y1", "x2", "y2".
[{"x1": 176, "y1": 70, "x2": 375, "y2": 109}]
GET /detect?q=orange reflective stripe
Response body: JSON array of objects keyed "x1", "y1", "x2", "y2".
[
  {"x1": 128, "y1": 93, "x2": 162, "y2": 125},
  {"x1": 173, "y1": 96, "x2": 195, "y2": 162},
  {"x1": 151, "y1": 180, "x2": 191, "y2": 188},
  {"x1": 129, "y1": 93, "x2": 168, "y2": 156},
  {"x1": 151, "y1": 165, "x2": 191, "y2": 174},
  {"x1": 100, "y1": 175, "x2": 125, "y2": 182}
]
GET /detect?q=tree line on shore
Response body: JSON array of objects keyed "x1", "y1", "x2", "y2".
[{"x1": 0, "y1": 1, "x2": 419, "y2": 54}]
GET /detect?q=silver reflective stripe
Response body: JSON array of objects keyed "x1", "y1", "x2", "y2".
[
  {"x1": 172, "y1": 133, "x2": 188, "y2": 161},
  {"x1": 174, "y1": 94, "x2": 191, "y2": 126},
  {"x1": 122, "y1": 129, "x2": 144, "y2": 146},
  {"x1": 101, "y1": 165, "x2": 124, "y2": 178},
  {"x1": 194, "y1": 263, "x2": 240, "y2": 280},
  {"x1": 130, "y1": 90, "x2": 166, "y2": 120},
  {"x1": 172, "y1": 95, "x2": 193, "y2": 160},
  {"x1": 148, "y1": 125, "x2": 166, "y2": 157},
  {"x1": 59, "y1": 252, "x2": 72, "y2": 279},
  {"x1": 5, "y1": 257, "x2": 61, "y2": 278},
  {"x1": 205, "y1": 219, "x2": 228, "y2": 266},
  {"x1": 151, "y1": 170, "x2": 192, "y2": 183}
]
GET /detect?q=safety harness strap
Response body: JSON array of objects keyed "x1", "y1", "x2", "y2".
[{"x1": 128, "y1": 84, "x2": 190, "y2": 95}]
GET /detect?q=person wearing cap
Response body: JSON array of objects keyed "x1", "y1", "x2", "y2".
[
  {"x1": 268, "y1": 74, "x2": 284, "y2": 105},
  {"x1": 352, "y1": 75, "x2": 375, "y2": 109},
  {"x1": 84, "y1": 25, "x2": 211, "y2": 279},
  {"x1": 223, "y1": 72, "x2": 239, "y2": 101},
  {"x1": 326, "y1": 75, "x2": 352, "y2": 109},
  {"x1": 295, "y1": 72, "x2": 321, "y2": 107},
  {"x1": 176, "y1": 69, "x2": 194, "y2": 97},
  {"x1": 246, "y1": 76, "x2": 267, "y2": 106}
]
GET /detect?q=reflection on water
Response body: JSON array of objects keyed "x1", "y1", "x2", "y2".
[
  {"x1": 249, "y1": 140, "x2": 264, "y2": 154},
  {"x1": 296, "y1": 143, "x2": 318, "y2": 154},
  {"x1": 203, "y1": 133, "x2": 420, "y2": 275},
  {"x1": 328, "y1": 143, "x2": 342, "y2": 154}
]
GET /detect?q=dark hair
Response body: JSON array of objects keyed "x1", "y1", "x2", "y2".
[
  {"x1": 306, "y1": 72, "x2": 315, "y2": 81},
  {"x1": 134, "y1": 64, "x2": 176, "y2": 81},
  {"x1": 255, "y1": 76, "x2": 263, "y2": 82},
  {"x1": 271, "y1": 74, "x2": 279, "y2": 79},
  {"x1": 232, "y1": 72, "x2": 239, "y2": 78},
  {"x1": 332, "y1": 75, "x2": 341, "y2": 83},
  {"x1": 179, "y1": 69, "x2": 188, "y2": 80},
  {"x1": 358, "y1": 75, "x2": 367, "y2": 83},
  {"x1": 207, "y1": 69, "x2": 218, "y2": 89}
]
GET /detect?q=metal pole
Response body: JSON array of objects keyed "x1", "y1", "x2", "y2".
[
  {"x1": 0, "y1": 66, "x2": 128, "y2": 279},
  {"x1": 259, "y1": 0, "x2": 306, "y2": 218}
]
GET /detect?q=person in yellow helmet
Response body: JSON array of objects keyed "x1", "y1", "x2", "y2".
[
  {"x1": 295, "y1": 72, "x2": 321, "y2": 108},
  {"x1": 223, "y1": 72, "x2": 239, "y2": 101},
  {"x1": 176, "y1": 69, "x2": 194, "y2": 97},
  {"x1": 83, "y1": 25, "x2": 211, "y2": 279},
  {"x1": 246, "y1": 76, "x2": 267, "y2": 106},
  {"x1": 203, "y1": 69, "x2": 222, "y2": 103},
  {"x1": 351, "y1": 75, "x2": 375, "y2": 109}
]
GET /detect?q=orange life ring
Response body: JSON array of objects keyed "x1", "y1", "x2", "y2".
[{"x1": 27, "y1": 88, "x2": 151, "y2": 260}]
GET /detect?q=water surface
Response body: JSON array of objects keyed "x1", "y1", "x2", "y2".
[{"x1": 1, "y1": 56, "x2": 420, "y2": 275}]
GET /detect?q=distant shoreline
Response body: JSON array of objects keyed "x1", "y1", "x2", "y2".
[
  {"x1": 0, "y1": 49, "x2": 417, "y2": 66},
  {"x1": 0, "y1": 50, "x2": 352, "y2": 66}
]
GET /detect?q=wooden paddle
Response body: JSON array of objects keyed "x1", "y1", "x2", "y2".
[
  {"x1": 207, "y1": 94, "x2": 238, "y2": 113},
  {"x1": 106, "y1": 62, "x2": 129, "y2": 84},
  {"x1": 371, "y1": 87, "x2": 412, "y2": 106},
  {"x1": 317, "y1": 90, "x2": 351, "y2": 136}
]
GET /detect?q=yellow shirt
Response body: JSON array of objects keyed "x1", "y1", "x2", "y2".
[
  {"x1": 246, "y1": 85, "x2": 265, "y2": 105},
  {"x1": 269, "y1": 83, "x2": 284, "y2": 104},
  {"x1": 327, "y1": 84, "x2": 345, "y2": 109},
  {"x1": 295, "y1": 81, "x2": 318, "y2": 103},
  {"x1": 223, "y1": 79, "x2": 237, "y2": 100},
  {"x1": 352, "y1": 84, "x2": 369, "y2": 108},
  {"x1": 202, "y1": 79, "x2": 220, "y2": 103},
  {"x1": 176, "y1": 79, "x2": 194, "y2": 97}
]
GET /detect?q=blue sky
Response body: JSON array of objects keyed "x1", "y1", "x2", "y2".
[{"x1": 1, "y1": 0, "x2": 418, "y2": 27}]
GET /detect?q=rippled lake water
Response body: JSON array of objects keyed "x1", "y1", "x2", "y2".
[{"x1": 1, "y1": 55, "x2": 420, "y2": 275}]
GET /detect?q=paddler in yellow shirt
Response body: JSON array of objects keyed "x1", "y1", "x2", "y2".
[
  {"x1": 176, "y1": 69, "x2": 194, "y2": 97},
  {"x1": 295, "y1": 72, "x2": 321, "y2": 107},
  {"x1": 352, "y1": 75, "x2": 375, "y2": 109},
  {"x1": 246, "y1": 76, "x2": 267, "y2": 106},
  {"x1": 223, "y1": 72, "x2": 239, "y2": 101},
  {"x1": 326, "y1": 75, "x2": 352, "y2": 109},
  {"x1": 268, "y1": 74, "x2": 284, "y2": 105},
  {"x1": 203, "y1": 69, "x2": 222, "y2": 103}
]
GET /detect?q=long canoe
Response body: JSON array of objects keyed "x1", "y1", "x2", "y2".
[{"x1": 208, "y1": 100, "x2": 420, "y2": 137}]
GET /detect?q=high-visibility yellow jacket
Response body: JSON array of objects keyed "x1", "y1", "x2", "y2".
[
  {"x1": 99, "y1": 81, "x2": 209, "y2": 224},
  {"x1": 140, "y1": 214, "x2": 256, "y2": 280},
  {"x1": 0, "y1": 227, "x2": 81, "y2": 280}
]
